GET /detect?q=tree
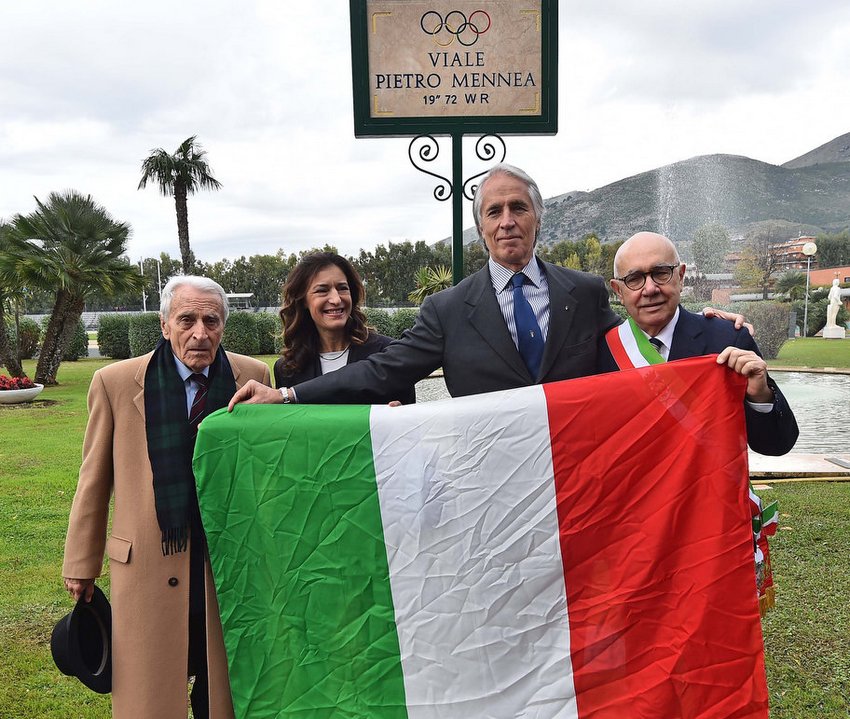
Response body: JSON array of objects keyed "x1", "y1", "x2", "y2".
[
  {"x1": 733, "y1": 228, "x2": 781, "y2": 299},
  {"x1": 774, "y1": 270, "x2": 807, "y2": 302},
  {"x1": 408, "y1": 265, "x2": 452, "y2": 304},
  {"x1": 463, "y1": 242, "x2": 488, "y2": 277},
  {"x1": 0, "y1": 191, "x2": 143, "y2": 384},
  {"x1": 692, "y1": 224, "x2": 731, "y2": 273},
  {"x1": 815, "y1": 231, "x2": 850, "y2": 268},
  {"x1": 355, "y1": 240, "x2": 439, "y2": 305},
  {"x1": 138, "y1": 135, "x2": 222, "y2": 273},
  {"x1": 0, "y1": 221, "x2": 26, "y2": 377}
]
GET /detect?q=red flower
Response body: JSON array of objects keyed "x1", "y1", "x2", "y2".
[{"x1": 0, "y1": 374, "x2": 37, "y2": 390}]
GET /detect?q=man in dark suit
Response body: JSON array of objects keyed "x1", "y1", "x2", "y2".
[
  {"x1": 598, "y1": 231, "x2": 798, "y2": 456},
  {"x1": 230, "y1": 163, "x2": 622, "y2": 407}
]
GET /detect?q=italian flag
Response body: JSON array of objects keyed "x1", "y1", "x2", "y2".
[{"x1": 194, "y1": 356, "x2": 768, "y2": 719}]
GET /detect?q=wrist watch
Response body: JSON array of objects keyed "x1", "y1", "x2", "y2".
[{"x1": 279, "y1": 387, "x2": 292, "y2": 403}]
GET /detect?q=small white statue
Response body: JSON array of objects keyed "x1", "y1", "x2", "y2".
[
  {"x1": 826, "y1": 279, "x2": 841, "y2": 329},
  {"x1": 823, "y1": 278, "x2": 846, "y2": 338}
]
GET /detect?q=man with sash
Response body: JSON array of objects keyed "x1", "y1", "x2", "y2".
[
  {"x1": 599, "y1": 231, "x2": 798, "y2": 613},
  {"x1": 598, "y1": 231, "x2": 798, "y2": 456},
  {"x1": 61, "y1": 276, "x2": 271, "y2": 719}
]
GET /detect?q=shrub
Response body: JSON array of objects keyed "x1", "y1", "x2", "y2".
[
  {"x1": 5, "y1": 317, "x2": 41, "y2": 359},
  {"x1": 609, "y1": 301, "x2": 630, "y2": 323},
  {"x1": 40, "y1": 316, "x2": 88, "y2": 361},
  {"x1": 730, "y1": 301, "x2": 791, "y2": 359},
  {"x1": 363, "y1": 307, "x2": 393, "y2": 337},
  {"x1": 223, "y1": 312, "x2": 259, "y2": 356},
  {"x1": 97, "y1": 314, "x2": 131, "y2": 359},
  {"x1": 64, "y1": 319, "x2": 89, "y2": 360},
  {"x1": 254, "y1": 312, "x2": 281, "y2": 355},
  {"x1": 129, "y1": 313, "x2": 163, "y2": 356},
  {"x1": 389, "y1": 308, "x2": 419, "y2": 339}
]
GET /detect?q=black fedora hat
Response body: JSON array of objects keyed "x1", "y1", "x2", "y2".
[{"x1": 51, "y1": 585, "x2": 112, "y2": 694}]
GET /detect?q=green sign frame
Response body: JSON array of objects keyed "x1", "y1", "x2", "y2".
[{"x1": 349, "y1": 0, "x2": 558, "y2": 138}]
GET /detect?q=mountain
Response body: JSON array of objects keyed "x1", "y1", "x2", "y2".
[
  {"x1": 449, "y1": 133, "x2": 850, "y2": 251},
  {"x1": 538, "y1": 152, "x2": 850, "y2": 248},
  {"x1": 782, "y1": 131, "x2": 850, "y2": 169}
]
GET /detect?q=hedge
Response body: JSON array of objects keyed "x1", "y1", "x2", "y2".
[
  {"x1": 254, "y1": 312, "x2": 281, "y2": 355},
  {"x1": 363, "y1": 307, "x2": 393, "y2": 337},
  {"x1": 5, "y1": 317, "x2": 41, "y2": 359},
  {"x1": 389, "y1": 308, "x2": 419, "y2": 339},
  {"x1": 129, "y1": 313, "x2": 163, "y2": 357},
  {"x1": 97, "y1": 314, "x2": 131, "y2": 359},
  {"x1": 222, "y1": 312, "x2": 259, "y2": 356},
  {"x1": 729, "y1": 301, "x2": 791, "y2": 359}
]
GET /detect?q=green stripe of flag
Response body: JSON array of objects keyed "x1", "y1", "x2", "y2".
[{"x1": 195, "y1": 405, "x2": 408, "y2": 719}]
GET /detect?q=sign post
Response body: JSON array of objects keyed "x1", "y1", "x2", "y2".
[{"x1": 350, "y1": 0, "x2": 558, "y2": 282}]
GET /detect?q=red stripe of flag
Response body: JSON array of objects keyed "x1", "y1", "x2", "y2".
[{"x1": 544, "y1": 357, "x2": 767, "y2": 718}]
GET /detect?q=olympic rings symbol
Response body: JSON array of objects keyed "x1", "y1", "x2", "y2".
[{"x1": 420, "y1": 10, "x2": 491, "y2": 47}]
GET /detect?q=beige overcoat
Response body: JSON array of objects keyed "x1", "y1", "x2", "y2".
[{"x1": 62, "y1": 350, "x2": 271, "y2": 719}]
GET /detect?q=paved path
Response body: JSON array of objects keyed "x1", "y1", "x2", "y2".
[{"x1": 749, "y1": 451, "x2": 850, "y2": 480}]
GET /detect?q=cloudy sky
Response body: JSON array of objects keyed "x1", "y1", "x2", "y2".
[{"x1": 2, "y1": 0, "x2": 849, "y2": 263}]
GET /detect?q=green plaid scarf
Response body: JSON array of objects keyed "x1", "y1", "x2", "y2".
[{"x1": 144, "y1": 338, "x2": 236, "y2": 555}]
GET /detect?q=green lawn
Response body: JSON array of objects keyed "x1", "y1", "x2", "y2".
[
  {"x1": 1, "y1": 356, "x2": 848, "y2": 716},
  {"x1": 773, "y1": 337, "x2": 850, "y2": 369}
]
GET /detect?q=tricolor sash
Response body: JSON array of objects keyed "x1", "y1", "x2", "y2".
[{"x1": 605, "y1": 317, "x2": 665, "y2": 369}]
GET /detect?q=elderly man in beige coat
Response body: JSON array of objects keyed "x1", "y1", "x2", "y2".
[{"x1": 62, "y1": 276, "x2": 271, "y2": 718}]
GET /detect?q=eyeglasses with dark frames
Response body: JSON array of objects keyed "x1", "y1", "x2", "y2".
[{"x1": 615, "y1": 264, "x2": 680, "y2": 291}]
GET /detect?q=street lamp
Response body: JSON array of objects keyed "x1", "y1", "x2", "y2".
[
  {"x1": 802, "y1": 241, "x2": 817, "y2": 338},
  {"x1": 139, "y1": 259, "x2": 147, "y2": 312}
]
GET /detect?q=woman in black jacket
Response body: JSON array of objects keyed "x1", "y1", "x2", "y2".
[{"x1": 273, "y1": 251, "x2": 416, "y2": 405}]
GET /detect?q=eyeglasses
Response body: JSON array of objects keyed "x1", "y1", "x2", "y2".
[{"x1": 615, "y1": 265, "x2": 680, "y2": 291}]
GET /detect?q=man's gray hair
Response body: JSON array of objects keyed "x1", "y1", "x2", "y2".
[
  {"x1": 160, "y1": 275, "x2": 229, "y2": 323},
  {"x1": 472, "y1": 163, "x2": 546, "y2": 232}
]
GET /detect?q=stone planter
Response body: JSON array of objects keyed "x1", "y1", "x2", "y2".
[{"x1": 0, "y1": 384, "x2": 45, "y2": 404}]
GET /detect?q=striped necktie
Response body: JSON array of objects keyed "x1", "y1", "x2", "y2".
[
  {"x1": 649, "y1": 337, "x2": 664, "y2": 357},
  {"x1": 188, "y1": 373, "x2": 209, "y2": 434}
]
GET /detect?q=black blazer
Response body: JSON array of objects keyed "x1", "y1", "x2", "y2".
[
  {"x1": 597, "y1": 307, "x2": 799, "y2": 456},
  {"x1": 274, "y1": 332, "x2": 416, "y2": 405},
  {"x1": 295, "y1": 260, "x2": 621, "y2": 403}
]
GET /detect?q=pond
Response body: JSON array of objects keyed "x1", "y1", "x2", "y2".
[
  {"x1": 415, "y1": 370, "x2": 849, "y2": 455},
  {"x1": 770, "y1": 371, "x2": 849, "y2": 454}
]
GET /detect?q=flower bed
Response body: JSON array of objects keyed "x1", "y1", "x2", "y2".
[
  {"x1": 0, "y1": 375, "x2": 44, "y2": 404},
  {"x1": 0, "y1": 375, "x2": 37, "y2": 391}
]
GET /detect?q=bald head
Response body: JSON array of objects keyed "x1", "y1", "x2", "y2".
[
  {"x1": 613, "y1": 232, "x2": 680, "y2": 278},
  {"x1": 610, "y1": 231, "x2": 685, "y2": 336}
]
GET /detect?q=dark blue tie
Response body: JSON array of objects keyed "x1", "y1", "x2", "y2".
[{"x1": 511, "y1": 273, "x2": 544, "y2": 378}]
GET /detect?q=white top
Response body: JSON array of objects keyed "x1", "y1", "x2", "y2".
[{"x1": 319, "y1": 348, "x2": 350, "y2": 375}]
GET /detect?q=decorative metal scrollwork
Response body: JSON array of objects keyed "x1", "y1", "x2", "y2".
[
  {"x1": 463, "y1": 134, "x2": 506, "y2": 200},
  {"x1": 408, "y1": 133, "x2": 506, "y2": 202},
  {"x1": 408, "y1": 135, "x2": 452, "y2": 202}
]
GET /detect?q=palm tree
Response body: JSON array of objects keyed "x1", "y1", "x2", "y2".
[
  {"x1": 138, "y1": 135, "x2": 222, "y2": 273},
  {"x1": 408, "y1": 265, "x2": 453, "y2": 304},
  {"x1": 775, "y1": 270, "x2": 807, "y2": 302},
  {"x1": 0, "y1": 191, "x2": 143, "y2": 384},
  {"x1": 0, "y1": 221, "x2": 26, "y2": 377}
]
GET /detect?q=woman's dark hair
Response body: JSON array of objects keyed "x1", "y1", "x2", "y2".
[{"x1": 278, "y1": 252, "x2": 370, "y2": 374}]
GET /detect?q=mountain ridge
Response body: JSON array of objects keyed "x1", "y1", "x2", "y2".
[{"x1": 451, "y1": 132, "x2": 850, "y2": 249}]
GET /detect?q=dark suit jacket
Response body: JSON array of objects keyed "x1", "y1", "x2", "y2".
[
  {"x1": 274, "y1": 332, "x2": 416, "y2": 405},
  {"x1": 295, "y1": 260, "x2": 621, "y2": 403},
  {"x1": 597, "y1": 307, "x2": 799, "y2": 456}
]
